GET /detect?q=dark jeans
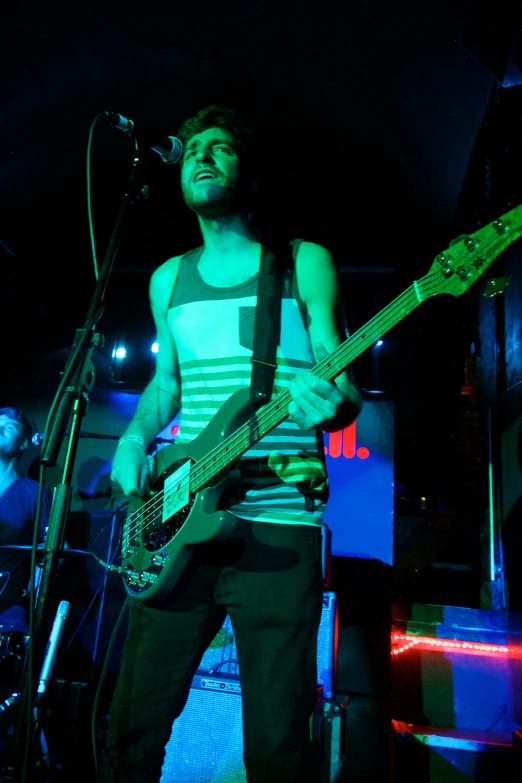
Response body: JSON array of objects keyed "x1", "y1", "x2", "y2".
[{"x1": 99, "y1": 519, "x2": 324, "y2": 783}]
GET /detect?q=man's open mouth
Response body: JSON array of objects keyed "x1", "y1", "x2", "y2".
[{"x1": 195, "y1": 170, "x2": 217, "y2": 181}]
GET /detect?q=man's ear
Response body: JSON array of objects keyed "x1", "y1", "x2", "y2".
[{"x1": 19, "y1": 437, "x2": 29, "y2": 454}]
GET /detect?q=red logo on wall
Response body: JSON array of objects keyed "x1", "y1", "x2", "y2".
[
  {"x1": 170, "y1": 423, "x2": 369, "y2": 459},
  {"x1": 324, "y1": 421, "x2": 370, "y2": 460}
]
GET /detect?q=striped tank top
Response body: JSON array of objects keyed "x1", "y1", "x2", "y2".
[{"x1": 167, "y1": 240, "x2": 328, "y2": 527}]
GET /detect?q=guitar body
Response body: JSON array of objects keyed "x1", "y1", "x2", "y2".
[{"x1": 121, "y1": 387, "x2": 254, "y2": 602}]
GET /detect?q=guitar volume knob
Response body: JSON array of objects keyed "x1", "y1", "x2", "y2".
[{"x1": 151, "y1": 551, "x2": 168, "y2": 566}]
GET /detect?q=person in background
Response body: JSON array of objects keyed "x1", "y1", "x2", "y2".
[{"x1": 0, "y1": 407, "x2": 51, "y2": 633}]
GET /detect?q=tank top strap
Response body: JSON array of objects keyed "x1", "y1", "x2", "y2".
[
  {"x1": 288, "y1": 238, "x2": 307, "y2": 328},
  {"x1": 168, "y1": 246, "x2": 203, "y2": 309}
]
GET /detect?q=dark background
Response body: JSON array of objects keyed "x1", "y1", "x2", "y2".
[{"x1": 2, "y1": 0, "x2": 522, "y2": 581}]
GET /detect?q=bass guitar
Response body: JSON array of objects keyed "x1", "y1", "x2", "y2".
[{"x1": 120, "y1": 205, "x2": 521, "y2": 602}]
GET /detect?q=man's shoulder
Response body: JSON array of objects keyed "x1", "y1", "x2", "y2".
[
  {"x1": 150, "y1": 252, "x2": 190, "y2": 312},
  {"x1": 295, "y1": 241, "x2": 333, "y2": 263},
  {"x1": 293, "y1": 241, "x2": 335, "y2": 279},
  {"x1": 293, "y1": 242, "x2": 337, "y2": 306},
  {"x1": 150, "y1": 248, "x2": 202, "y2": 298},
  {"x1": 17, "y1": 476, "x2": 39, "y2": 494},
  {"x1": 16, "y1": 478, "x2": 51, "y2": 526},
  {"x1": 10, "y1": 476, "x2": 40, "y2": 508},
  {"x1": 150, "y1": 254, "x2": 183, "y2": 287}
]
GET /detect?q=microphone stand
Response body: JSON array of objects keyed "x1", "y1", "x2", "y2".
[{"x1": 6, "y1": 138, "x2": 149, "y2": 783}]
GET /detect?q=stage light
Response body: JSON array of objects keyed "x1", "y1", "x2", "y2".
[
  {"x1": 375, "y1": 340, "x2": 383, "y2": 347},
  {"x1": 151, "y1": 342, "x2": 159, "y2": 354},
  {"x1": 112, "y1": 347, "x2": 126, "y2": 359}
]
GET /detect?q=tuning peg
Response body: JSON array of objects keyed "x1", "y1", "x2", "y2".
[
  {"x1": 449, "y1": 234, "x2": 468, "y2": 247},
  {"x1": 484, "y1": 276, "x2": 511, "y2": 297},
  {"x1": 448, "y1": 235, "x2": 481, "y2": 251},
  {"x1": 436, "y1": 253, "x2": 453, "y2": 277}
]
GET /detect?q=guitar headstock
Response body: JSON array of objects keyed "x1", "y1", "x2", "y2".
[{"x1": 418, "y1": 205, "x2": 522, "y2": 299}]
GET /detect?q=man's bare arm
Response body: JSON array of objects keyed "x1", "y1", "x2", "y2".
[
  {"x1": 121, "y1": 257, "x2": 182, "y2": 444},
  {"x1": 289, "y1": 241, "x2": 362, "y2": 433},
  {"x1": 111, "y1": 257, "x2": 183, "y2": 495}
]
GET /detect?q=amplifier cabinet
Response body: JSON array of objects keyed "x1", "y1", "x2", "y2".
[
  {"x1": 161, "y1": 673, "x2": 245, "y2": 783},
  {"x1": 161, "y1": 676, "x2": 346, "y2": 783}
]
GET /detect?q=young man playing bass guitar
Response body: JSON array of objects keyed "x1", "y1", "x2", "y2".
[{"x1": 102, "y1": 105, "x2": 362, "y2": 783}]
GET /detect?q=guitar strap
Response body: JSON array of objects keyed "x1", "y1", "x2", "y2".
[{"x1": 250, "y1": 243, "x2": 289, "y2": 409}]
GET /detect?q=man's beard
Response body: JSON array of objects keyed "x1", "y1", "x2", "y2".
[
  {"x1": 184, "y1": 182, "x2": 247, "y2": 219},
  {"x1": 0, "y1": 432, "x2": 25, "y2": 460},
  {"x1": 0, "y1": 443, "x2": 21, "y2": 460}
]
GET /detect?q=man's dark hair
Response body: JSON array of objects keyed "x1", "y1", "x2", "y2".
[
  {"x1": 177, "y1": 105, "x2": 254, "y2": 157},
  {"x1": 0, "y1": 407, "x2": 33, "y2": 447}
]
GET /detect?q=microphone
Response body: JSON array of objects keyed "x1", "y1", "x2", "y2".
[
  {"x1": 32, "y1": 431, "x2": 122, "y2": 445},
  {"x1": 103, "y1": 111, "x2": 184, "y2": 165},
  {"x1": 38, "y1": 600, "x2": 70, "y2": 695},
  {"x1": 103, "y1": 112, "x2": 135, "y2": 133}
]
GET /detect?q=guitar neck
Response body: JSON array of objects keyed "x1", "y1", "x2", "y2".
[{"x1": 191, "y1": 281, "x2": 423, "y2": 491}]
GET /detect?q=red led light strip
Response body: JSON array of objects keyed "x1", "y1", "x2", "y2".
[{"x1": 392, "y1": 634, "x2": 512, "y2": 657}]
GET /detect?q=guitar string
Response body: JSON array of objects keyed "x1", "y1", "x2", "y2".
[
  {"x1": 124, "y1": 271, "x2": 447, "y2": 542},
  {"x1": 124, "y1": 230, "x2": 508, "y2": 544},
  {"x1": 123, "y1": 388, "x2": 291, "y2": 538},
  {"x1": 123, "y1": 277, "x2": 431, "y2": 542}
]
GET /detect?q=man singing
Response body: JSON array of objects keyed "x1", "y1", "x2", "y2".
[{"x1": 102, "y1": 106, "x2": 362, "y2": 782}]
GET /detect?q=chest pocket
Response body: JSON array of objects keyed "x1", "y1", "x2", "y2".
[{"x1": 238, "y1": 306, "x2": 256, "y2": 352}]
